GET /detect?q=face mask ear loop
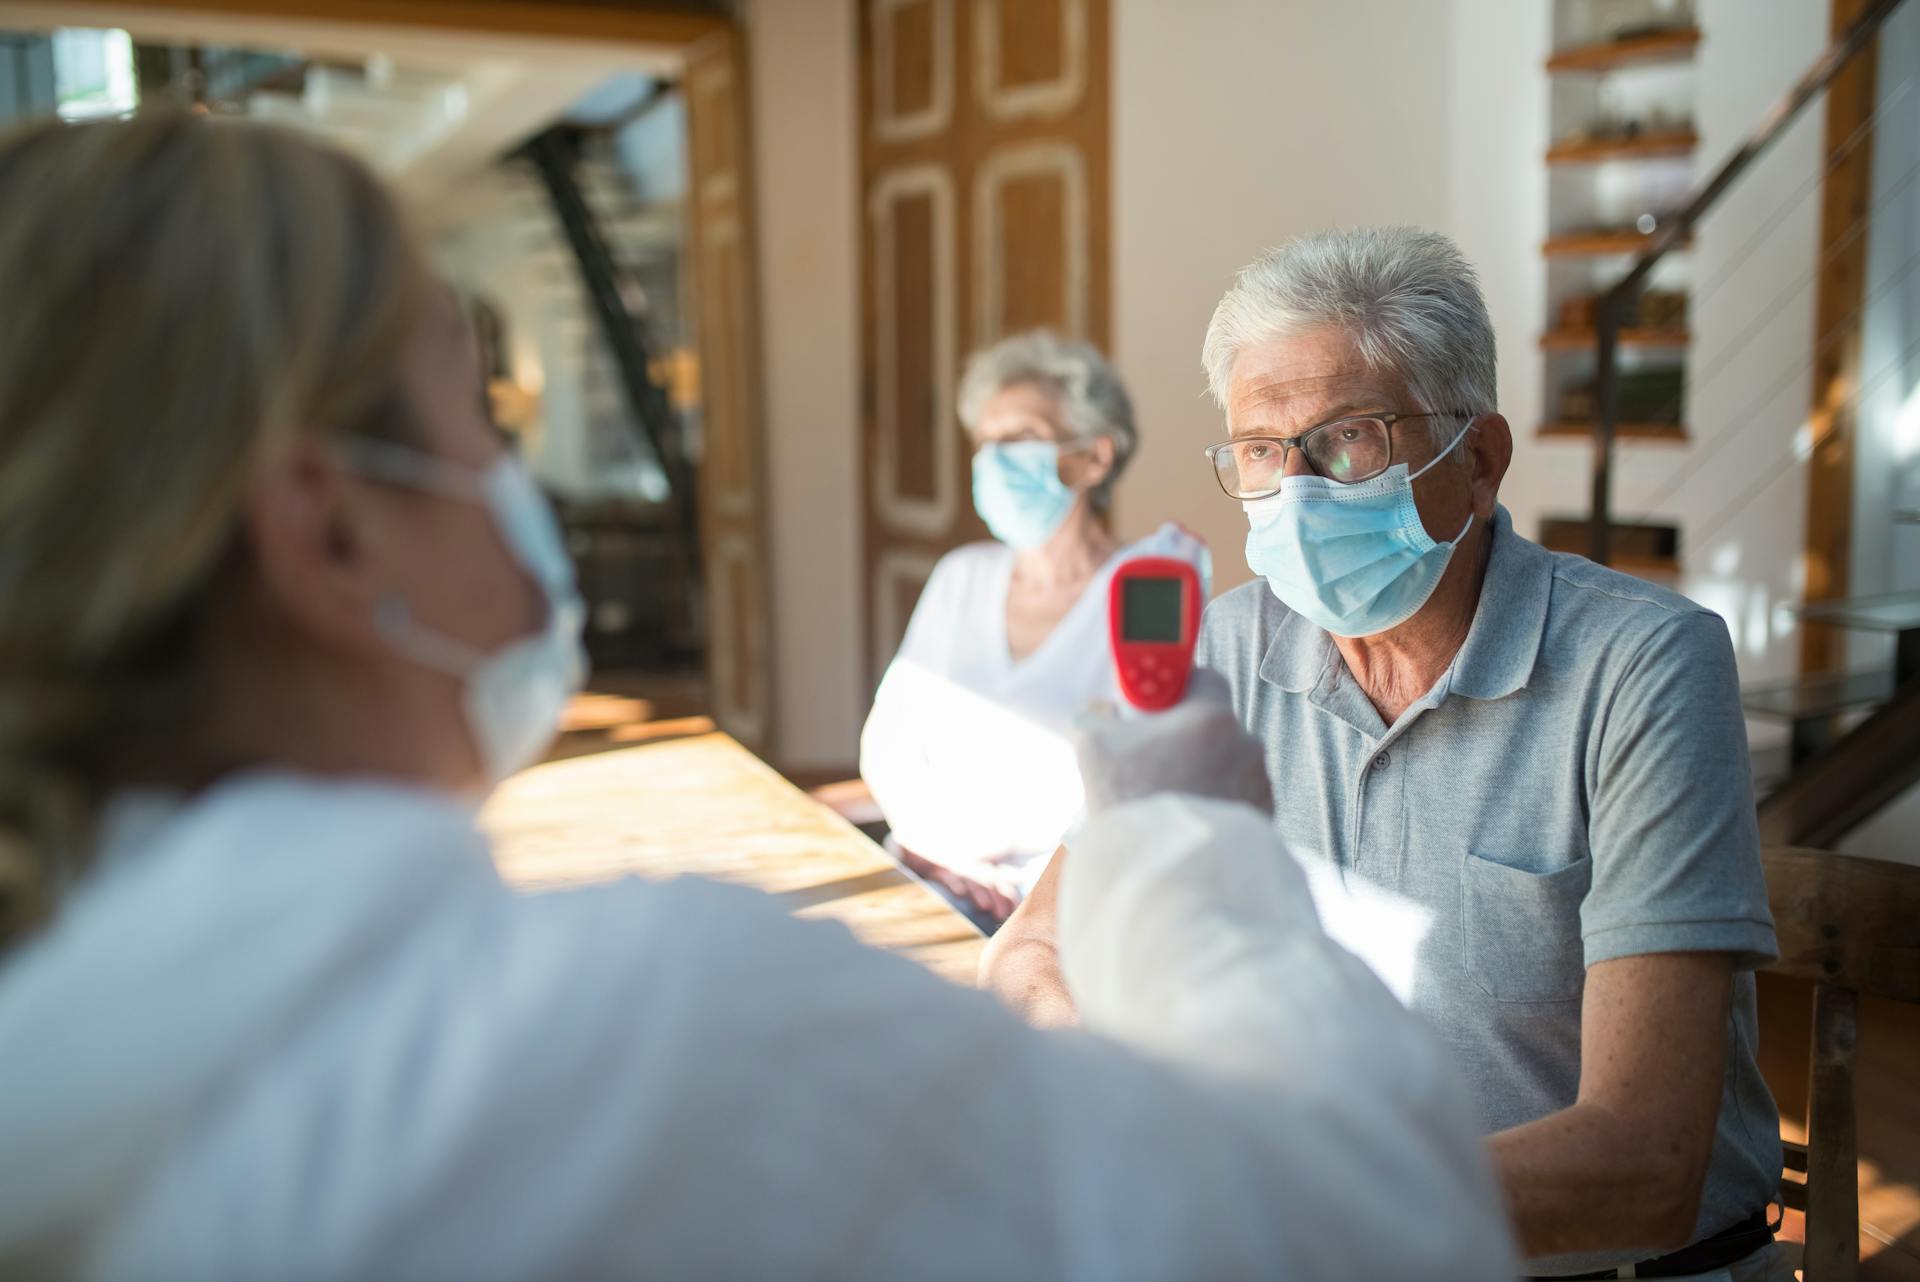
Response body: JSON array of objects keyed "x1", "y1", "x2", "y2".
[
  {"x1": 343, "y1": 438, "x2": 492, "y2": 502},
  {"x1": 374, "y1": 596, "x2": 488, "y2": 679},
  {"x1": 1408, "y1": 415, "x2": 1479, "y2": 483}
]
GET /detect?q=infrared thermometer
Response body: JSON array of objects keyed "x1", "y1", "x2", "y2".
[{"x1": 1107, "y1": 556, "x2": 1203, "y2": 712}]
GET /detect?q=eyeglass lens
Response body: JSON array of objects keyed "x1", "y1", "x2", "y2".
[{"x1": 1214, "y1": 418, "x2": 1392, "y2": 496}]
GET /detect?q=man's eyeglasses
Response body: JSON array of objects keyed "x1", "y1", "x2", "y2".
[{"x1": 1202, "y1": 410, "x2": 1473, "y2": 500}]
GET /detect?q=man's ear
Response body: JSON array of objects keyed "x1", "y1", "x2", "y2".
[
  {"x1": 1468, "y1": 414, "x2": 1513, "y2": 518},
  {"x1": 242, "y1": 436, "x2": 388, "y2": 658}
]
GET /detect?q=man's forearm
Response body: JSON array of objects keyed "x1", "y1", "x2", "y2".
[
  {"x1": 1493, "y1": 953, "x2": 1730, "y2": 1260},
  {"x1": 1489, "y1": 1103, "x2": 1704, "y2": 1258}
]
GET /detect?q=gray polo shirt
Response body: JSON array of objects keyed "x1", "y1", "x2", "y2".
[{"x1": 1198, "y1": 507, "x2": 1780, "y2": 1277}]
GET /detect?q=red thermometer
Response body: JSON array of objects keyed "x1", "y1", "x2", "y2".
[{"x1": 1108, "y1": 556, "x2": 1203, "y2": 711}]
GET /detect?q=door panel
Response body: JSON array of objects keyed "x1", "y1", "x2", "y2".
[
  {"x1": 870, "y1": 165, "x2": 959, "y2": 538},
  {"x1": 974, "y1": 140, "x2": 1088, "y2": 342},
  {"x1": 857, "y1": 0, "x2": 1110, "y2": 691},
  {"x1": 686, "y1": 30, "x2": 773, "y2": 751}
]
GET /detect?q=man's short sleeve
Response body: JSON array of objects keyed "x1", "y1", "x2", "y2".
[
  {"x1": 1581, "y1": 608, "x2": 1777, "y2": 970},
  {"x1": 1196, "y1": 584, "x2": 1269, "y2": 714}
]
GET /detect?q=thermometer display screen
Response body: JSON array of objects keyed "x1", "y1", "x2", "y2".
[{"x1": 1121, "y1": 577, "x2": 1185, "y2": 643}]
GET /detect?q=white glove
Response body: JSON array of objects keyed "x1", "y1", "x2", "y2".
[{"x1": 1073, "y1": 670, "x2": 1274, "y2": 819}]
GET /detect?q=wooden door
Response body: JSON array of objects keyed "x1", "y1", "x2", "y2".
[
  {"x1": 686, "y1": 28, "x2": 775, "y2": 753},
  {"x1": 857, "y1": 0, "x2": 1112, "y2": 690}
]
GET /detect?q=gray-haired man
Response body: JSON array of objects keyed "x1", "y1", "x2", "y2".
[{"x1": 985, "y1": 228, "x2": 1787, "y2": 1280}]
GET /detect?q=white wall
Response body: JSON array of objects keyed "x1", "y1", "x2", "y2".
[
  {"x1": 1109, "y1": 0, "x2": 1464, "y2": 588},
  {"x1": 1104, "y1": 0, "x2": 1588, "y2": 586},
  {"x1": 747, "y1": 0, "x2": 864, "y2": 771},
  {"x1": 746, "y1": 0, "x2": 1907, "y2": 796},
  {"x1": 1109, "y1": 0, "x2": 1836, "y2": 682},
  {"x1": 1448, "y1": 0, "x2": 1553, "y2": 547},
  {"x1": 1667, "y1": 0, "x2": 1827, "y2": 685}
]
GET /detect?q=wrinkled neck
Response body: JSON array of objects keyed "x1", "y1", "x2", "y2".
[
  {"x1": 1333, "y1": 519, "x2": 1492, "y2": 722},
  {"x1": 1012, "y1": 498, "x2": 1116, "y2": 590},
  {"x1": 176, "y1": 582, "x2": 481, "y2": 797}
]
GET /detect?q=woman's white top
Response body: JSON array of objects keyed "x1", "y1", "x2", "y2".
[
  {"x1": 0, "y1": 772, "x2": 1511, "y2": 1280},
  {"x1": 859, "y1": 523, "x2": 1209, "y2": 895}
]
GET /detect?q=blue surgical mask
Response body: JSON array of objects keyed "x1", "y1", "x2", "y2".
[
  {"x1": 972, "y1": 440, "x2": 1083, "y2": 549},
  {"x1": 1243, "y1": 419, "x2": 1476, "y2": 638},
  {"x1": 349, "y1": 440, "x2": 588, "y2": 784}
]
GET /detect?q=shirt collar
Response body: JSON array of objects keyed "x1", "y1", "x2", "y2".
[
  {"x1": 1258, "y1": 604, "x2": 1339, "y2": 694},
  {"x1": 1256, "y1": 505, "x2": 1553, "y2": 702}
]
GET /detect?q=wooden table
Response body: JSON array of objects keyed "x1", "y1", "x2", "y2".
[{"x1": 481, "y1": 729, "x2": 986, "y2": 985}]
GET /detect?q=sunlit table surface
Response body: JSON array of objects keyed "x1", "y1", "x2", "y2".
[{"x1": 481, "y1": 728, "x2": 986, "y2": 985}]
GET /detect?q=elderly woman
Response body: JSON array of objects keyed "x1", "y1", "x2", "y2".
[{"x1": 859, "y1": 331, "x2": 1207, "y2": 925}]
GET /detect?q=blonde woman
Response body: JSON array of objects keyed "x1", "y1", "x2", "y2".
[{"x1": 0, "y1": 116, "x2": 1511, "y2": 1279}]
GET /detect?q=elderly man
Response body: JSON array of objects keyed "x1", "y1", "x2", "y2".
[{"x1": 983, "y1": 228, "x2": 1786, "y2": 1280}]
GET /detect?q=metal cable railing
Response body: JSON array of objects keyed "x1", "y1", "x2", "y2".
[
  {"x1": 1587, "y1": 0, "x2": 1910, "y2": 564},
  {"x1": 1685, "y1": 328, "x2": 1920, "y2": 550},
  {"x1": 1687, "y1": 75, "x2": 1913, "y2": 317},
  {"x1": 1623, "y1": 216, "x2": 1920, "y2": 522}
]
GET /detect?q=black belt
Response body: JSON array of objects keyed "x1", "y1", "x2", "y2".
[{"x1": 1526, "y1": 1209, "x2": 1776, "y2": 1280}]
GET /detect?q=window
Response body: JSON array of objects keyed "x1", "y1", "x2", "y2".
[{"x1": 53, "y1": 28, "x2": 135, "y2": 121}]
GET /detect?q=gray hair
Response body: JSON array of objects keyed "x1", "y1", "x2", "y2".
[
  {"x1": 1201, "y1": 227, "x2": 1496, "y2": 459},
  {"x1": 957, "y1": 329, "x2": 1137, "y2": 512}
]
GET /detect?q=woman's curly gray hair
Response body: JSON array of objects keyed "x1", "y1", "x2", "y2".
[{"x1": 957, "y1": 330, "x2": 1137, "y2": 513}]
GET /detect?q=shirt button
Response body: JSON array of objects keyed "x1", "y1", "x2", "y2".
[{"x1": 1372, "y1": 752, "x2": 1391, "y2": 771}]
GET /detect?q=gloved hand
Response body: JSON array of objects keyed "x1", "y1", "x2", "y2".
[{"x1": 1073, "y1": 670, "x2": 1274, "y2": 819}]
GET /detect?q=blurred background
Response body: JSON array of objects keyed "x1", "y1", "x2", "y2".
[
  {"x1": 2, "y1": 1, "x2": 1913, "y2": 806},
  {"x1": 1, "y1": 1, "x2": 1918, "y2": 1270}
]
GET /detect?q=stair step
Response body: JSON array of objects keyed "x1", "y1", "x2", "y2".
[
  {"x1": 1742, "y1": 669, "x2": 1896, "y2": 722},
  {"x1": 1538, "y1": 420, "x2": 1688, "y2": 443},
  {"x1": 1539, "y1": 517, "x2": 1680, "y2": 577}
]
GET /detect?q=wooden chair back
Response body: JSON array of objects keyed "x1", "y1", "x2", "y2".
[{"x1": 1761, "y1": 845, "x2": 1920, "y2": 1282}]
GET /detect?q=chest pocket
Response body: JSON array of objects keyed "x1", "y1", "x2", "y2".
[{"x1": 1462, "y1": 853, "x2": 1591, "y2": 1003}]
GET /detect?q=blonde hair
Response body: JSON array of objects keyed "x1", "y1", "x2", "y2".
[{"x1": 0, "y1": 114, "x2": 432, "y2": 950}]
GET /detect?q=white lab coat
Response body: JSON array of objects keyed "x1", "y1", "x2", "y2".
[
  {"x1": 0, "y1": 771, "x2": 1514, "y2": 1280},
  {"x1": 861, "y1": 524, "x2": 1209, "y2": 897}
]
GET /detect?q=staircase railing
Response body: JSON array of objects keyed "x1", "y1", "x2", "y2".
[
  {"x1": 1588, "y1": 0, "x2": 1909, "y2": 567},
  {"x1": 1757, "y1": 677, "x2": 1920, "y2": 846},
  {"x1": 522, "y1": 127, "x2": 693, "y2": 525}
]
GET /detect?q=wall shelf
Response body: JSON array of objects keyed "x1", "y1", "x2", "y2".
[
  {"x1": 1540, "y1": 522, "x2": 1682, "y2": 578},
  {"x1": 1540, "y1": 328, "x2": 1690, "y2": 351},
  {"x1": 1538, "y1": 421, "x2": 1689, "y2": 443},
  {"x1": 1538, "y1": 7, "x2": 1701, "y2": 588},
  {"x1": 1546, "y1": 27, "x2": 1701, "y2": 73},
  {"x1": 1598, "y1": 553, "x2": 1681, "y2": 577},
  {"x1": 1542, "y1": 230, "x2": 1691, "y2": 257},
  {"x1": 1546, "y1": 130, "x2": 1697, "y2": 164}
]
